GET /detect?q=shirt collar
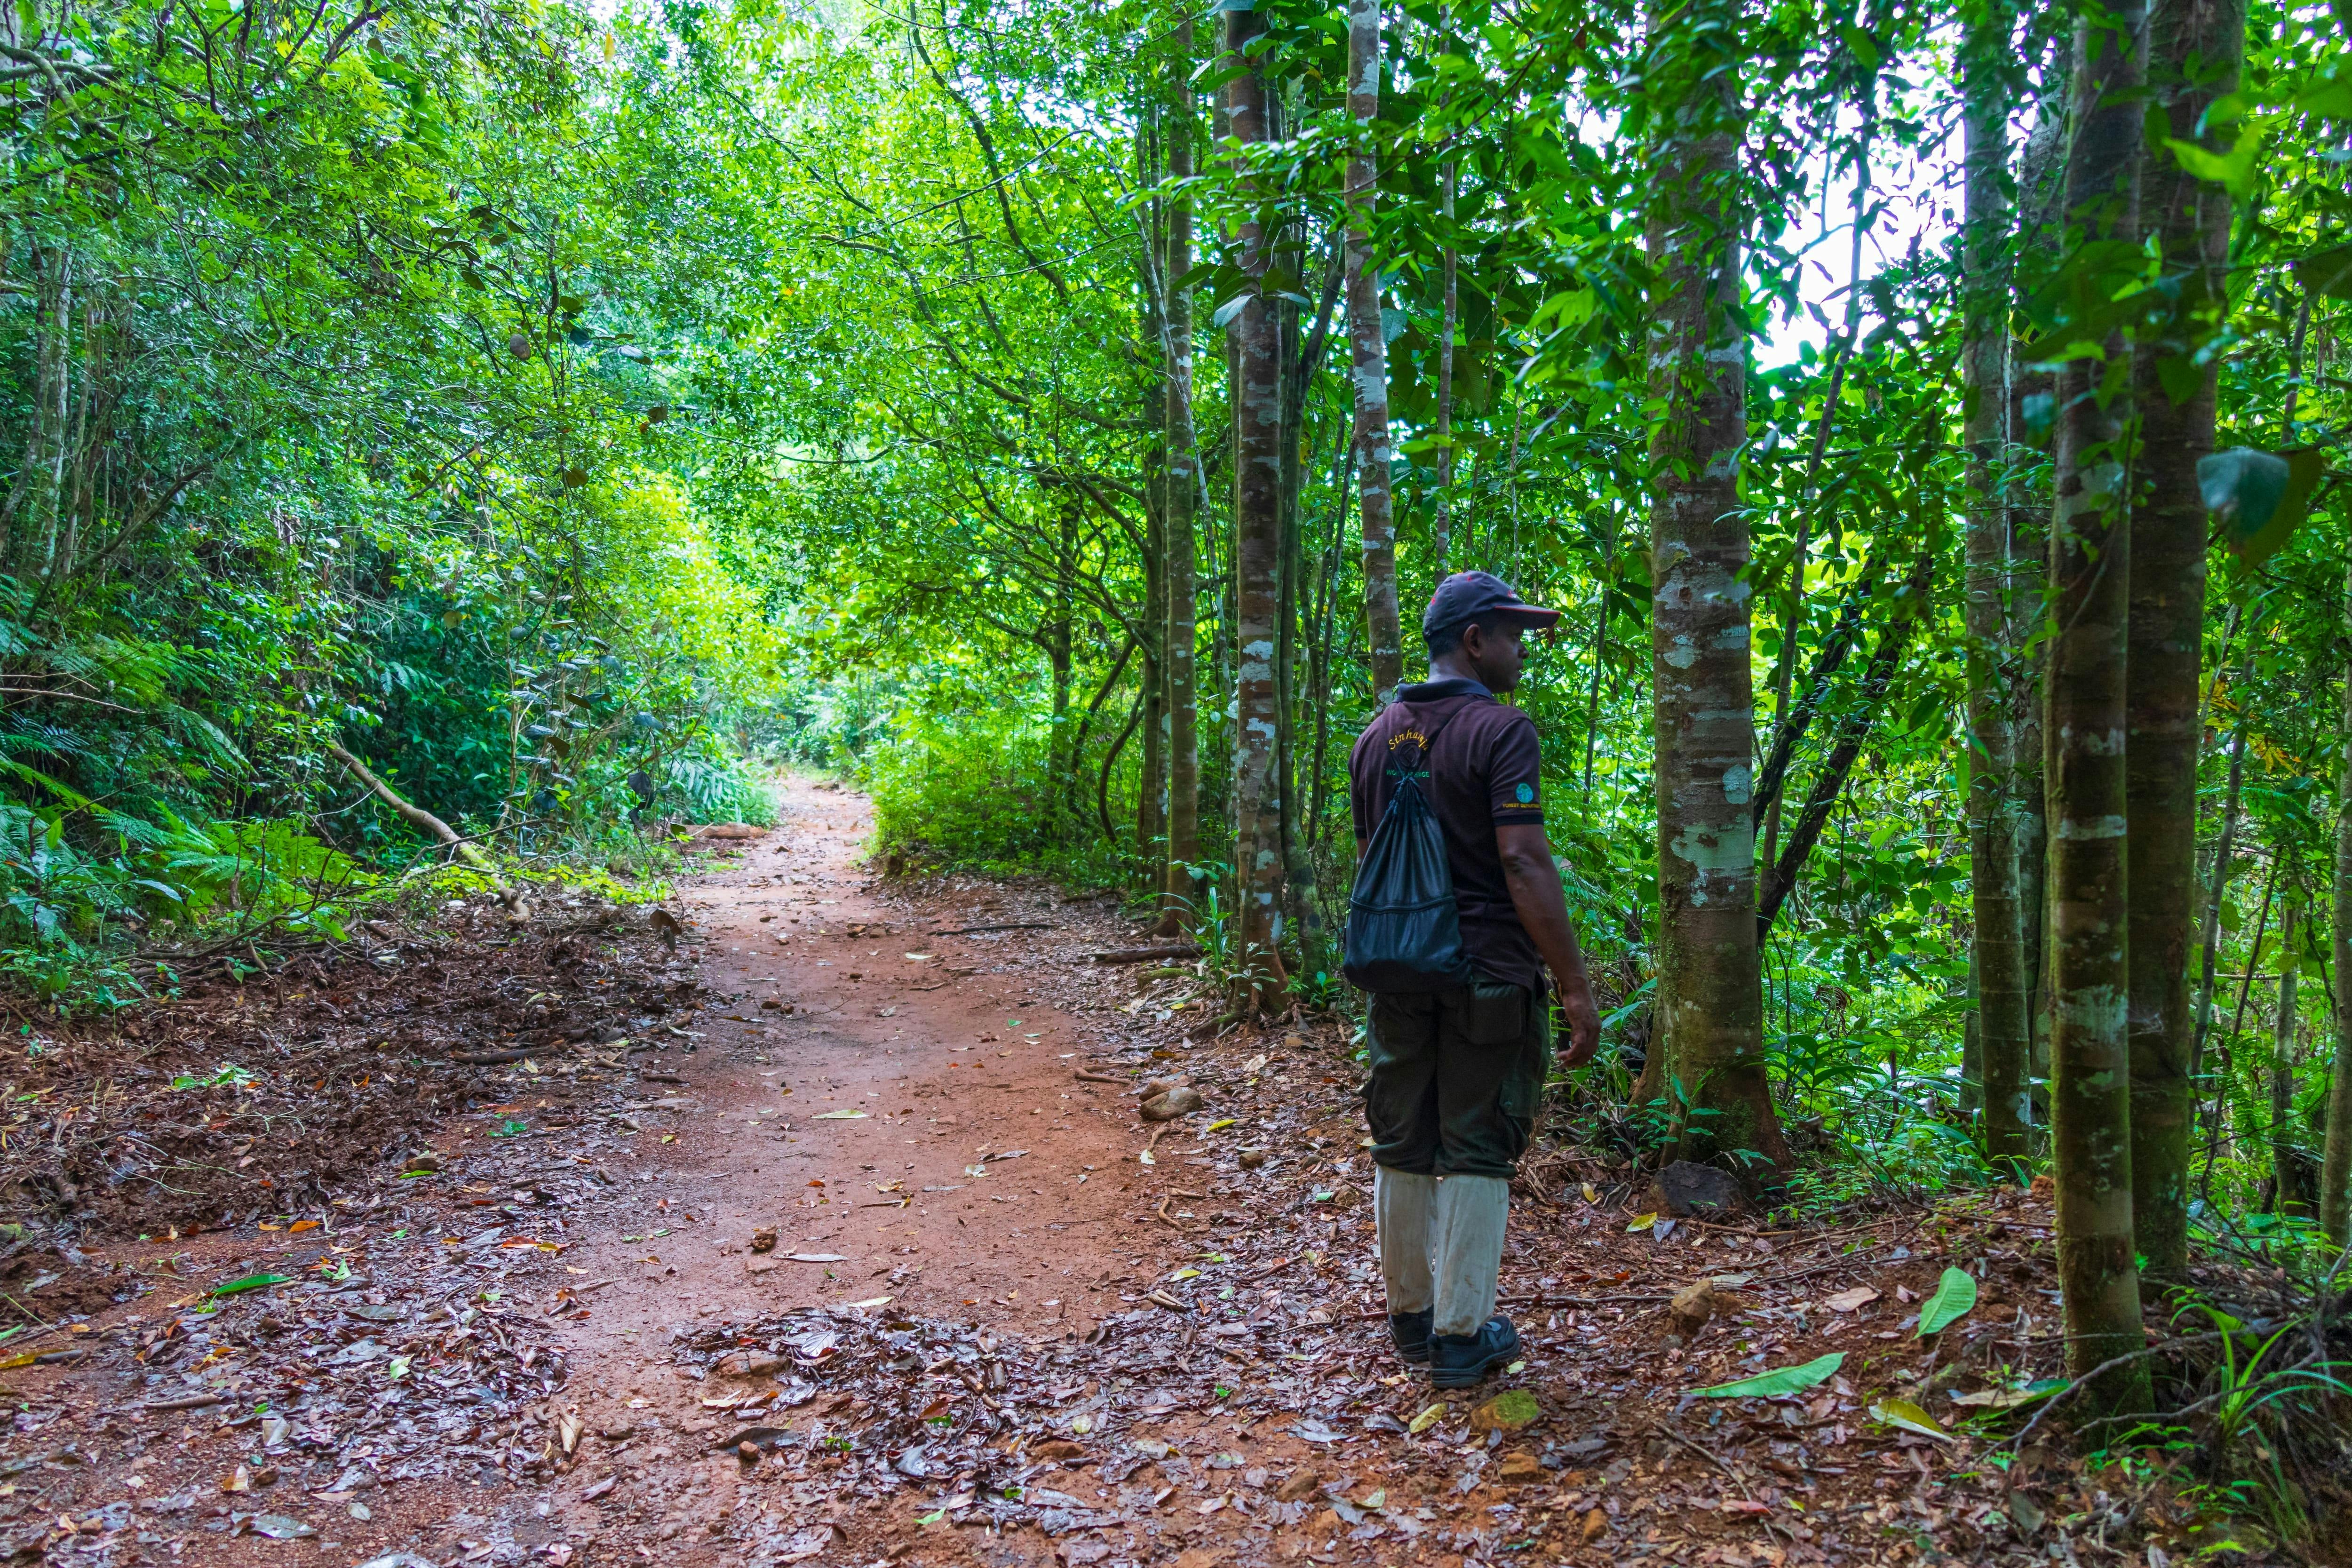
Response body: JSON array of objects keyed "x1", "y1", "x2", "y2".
[{"x1": 1396, "y1": 676, "x2": 1493, "y2": 702}]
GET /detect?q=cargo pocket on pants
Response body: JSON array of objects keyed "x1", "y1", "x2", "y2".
[{"x1": 1459, "y1": 980, "x2": 1527, "y2": 1047}]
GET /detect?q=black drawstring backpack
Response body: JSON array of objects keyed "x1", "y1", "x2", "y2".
[{"x1": 1342, "y1": 708, "x2": 1474, "y2": 993}]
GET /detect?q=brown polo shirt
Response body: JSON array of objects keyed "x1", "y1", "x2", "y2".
[{"x1": 1347, "y1": 677, "x2": 1547, "y2": 992}]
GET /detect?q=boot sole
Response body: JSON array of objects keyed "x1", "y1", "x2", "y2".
[{"x1": 1428, "y1": 1344, "x2": 1518, "y2": 1387}]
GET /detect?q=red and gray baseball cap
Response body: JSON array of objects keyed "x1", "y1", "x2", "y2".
[{"x1": 1422, "y1": 570, "x2": 1563, "y2": 637}]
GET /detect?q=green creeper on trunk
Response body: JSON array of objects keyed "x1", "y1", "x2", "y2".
[
  {"x1": 2043, "y1": 0, "x2": 2151, "y2": 1417},
  {"x1": 1641, "y1": 0, "x2": 1784, "y2": 1174}
]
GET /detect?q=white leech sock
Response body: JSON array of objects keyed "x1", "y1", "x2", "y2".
[
  {"x1": 1374, "y1": 1166, "x2": 1436, "y2": 1315},
  {"x1": 1432, "y1": 1173, "x2": 1510, "y2": 1337}
]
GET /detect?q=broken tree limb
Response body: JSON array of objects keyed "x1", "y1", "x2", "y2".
[
  {"x1": 326, "y1": 740, "x2": 527, "y2": 915},
  {"x1": 1087, "y1": 944, "x2": 1199, "y2": 964},
  {"x1": 1756, "y1": 555, "x2": 1934, "y2": 938}
]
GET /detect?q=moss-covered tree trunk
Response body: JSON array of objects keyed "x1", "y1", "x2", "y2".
[
  {"x1": 1346, "y1": 0, "x2": 1402, "y2": 701},
  {"x1": 1642, "y1": 0, "x2": 1783, "y2": 1175},
  {"x1": 1159, "y1": 18, "x2": 1201, "y2": 937},
  {"x1": 2128, "y1": 0, "x2": 2241, "y2": 1277},
  {"x1": 2044, "y1": 0, "x2": 2150, "y2": 1415},
  {"x1": 1227, "y1": 0, "x2": 1287, "y2": 1009},
  {"x1": 1962, "y1": 12, "x2": 2029, "y2": 1176}
]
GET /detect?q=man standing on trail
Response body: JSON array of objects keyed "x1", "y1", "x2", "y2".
[{"x1": 1347, "y1": 570, "x2": 1604, "y2": 1388}]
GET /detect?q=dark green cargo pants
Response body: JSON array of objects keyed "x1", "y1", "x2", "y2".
[{"x1": 1363, "y1": 979, "x2": 1551, "y2": 1178}]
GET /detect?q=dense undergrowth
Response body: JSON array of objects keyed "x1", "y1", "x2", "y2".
[{"x1": 0, "y1": 0, "x2": 797, "y2": 1007}]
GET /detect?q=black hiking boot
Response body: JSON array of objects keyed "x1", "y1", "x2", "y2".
[
  {"x1": 1429, "y1": 1315, "x2": 1520, "y2": 1388},
  {"x1": 1388, "y1": 1309, "x2": 1433, "y2": 1364}
]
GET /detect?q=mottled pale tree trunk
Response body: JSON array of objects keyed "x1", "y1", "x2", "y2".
[
  {"x1": 1643, "y1": 0, "x2": 1782, "y2": 1174},
  {"x1": 1345, "y1": 0, "x2": 1402, "y2": 701},
  {"x1": 2128, "y1": 0, "x2": 2240, "y2": 1277},
  {"x1": 1159, "y1": 17, "x2": 1201, "y2": 936},
  {"x1": 1227, "y1": 0, "x2": 1287, "y2": 1009},
  {"x1": 2322, "y1": 568, "x2": 2352, "y2": 1245},
  {"x1": 2044, "y1": 0, "x2": 2150, "y2": 1415},
  {"x1": 1962, "y1": 14, "x2": 2030, "y2": 1176}
]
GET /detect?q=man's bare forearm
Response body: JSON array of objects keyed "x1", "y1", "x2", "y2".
[
  {"x1": 1501, "y1": 851, "x2": 1589, "y2": 995},
  {"x1": 1497, "y1": 823, "x2": 1600, "y2": 1062}
]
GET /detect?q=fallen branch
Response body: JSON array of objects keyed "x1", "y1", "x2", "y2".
[
  {"x1": 448, "y1": 1044, "x2": 575, "y2": 1066},
  {"x1": 1088, "y1": 945, "x2": 1199, "y2": 965},
  {"x1": 1992, "y1": 1328, "x2": 2239, "y2": 1455},
  {"x1": 326, "y1": 741, "x2": 529, "y2": 916}
]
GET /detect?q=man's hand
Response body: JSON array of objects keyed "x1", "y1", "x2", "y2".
[
  {"x1": 1555, "y1": 982, "x2": 1602, "y2": 1068},
  {"x1": 1496, "y1": 822, "x2": 1603, "y2": 1068}
]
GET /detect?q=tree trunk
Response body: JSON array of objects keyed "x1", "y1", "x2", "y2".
[
  {"x1": 1045, "y1": 498, "x2": 1079, "y2": 837},
  {"x1": 1962, "y1": 17, "x2": 2031, "y2": 1176},
  {"x1": 1227, "y1": 0, "x2": 1288, "y2": 1009},
  {"x1": 2321, "y1": 569, "x2": 2352, "y2": 1245},
  {"x1": 2263, "y1": 893, "x2": 2300, "y2": 1216},
  {"x1": 1643, "y1": 0, "x2": 1782, "y2": 1174},
  {"x1": 1434, "y1": 156, "x2": 1457, "y2": 578},
  {"x1": 2128, "y1": 0, "x2": 2241, "y2": 1277},
  {"x1": 1160, "y1": 18, "x2": 1202, "y2": 935},
  {"x1": 1274, "y1": 188, "x2": 1313, "y2": 971},
  {"x1": 2013, "y1": 111, "x2": 2065, "y2": 1131},
  {"x1": 1138, "y1": 151, "x2": 1169, "y2": 861},
  {"x1": 1346, "y1": 0, "x2": 1403, "y2": 702},
  {"x1": 2043, "y1": 0, "x2": 2150, "y2": 1415},
  {"x1": 2191, "y1": 653, "x2": 2253, "y2": 1096}
]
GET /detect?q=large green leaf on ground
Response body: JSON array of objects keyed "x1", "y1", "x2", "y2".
[
  {"x1": 1693, "y1": 1352, "x2": 1844, "y2": 1399},
  {"x1": 1916, "y1": 1266, "x2": 1978, "y2": 1337}
]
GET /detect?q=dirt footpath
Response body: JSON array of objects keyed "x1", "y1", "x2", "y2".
[{"x1": 0, "y1": 777, "x2": 2178, "y2": 1568}]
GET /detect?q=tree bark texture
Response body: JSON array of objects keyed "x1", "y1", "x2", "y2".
[
  {"x1": 1962, "y1": 15, "x2": 2031, "y2": 1176},
  {"x1": 1642, "y1": 0, "x2": 1782, "y2": 1173},
  {"x1": 1227, "y1": 1, "x2": 1287, "y2": 1008},
  {"x1": 2013, "y1": 114, "x2": 2064, "y2": 1119},
  {"x1": 2128, "y1": 0, "x2": 2240, "y2": 1276},
  {"x1": 1346, "y1": 0, "x2": 1403, "y2": 702},
  {"x1": 1160, "y1": 19, "x2": 1202, "y2": 935},
  {"x1": 1138, "y1": 163, "x2": 1169, "y2": 861},
  {"x1": 2323, "y1": 572, "x2": 2352, "y2": 1244},
  {"x1": 2043, "y1": 0, "x2": 2150, "y2": 1415}
]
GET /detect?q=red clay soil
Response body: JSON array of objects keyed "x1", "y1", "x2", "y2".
[{"x1": 0, "y1": 778, "x2": 2320, "y2": 1568}]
